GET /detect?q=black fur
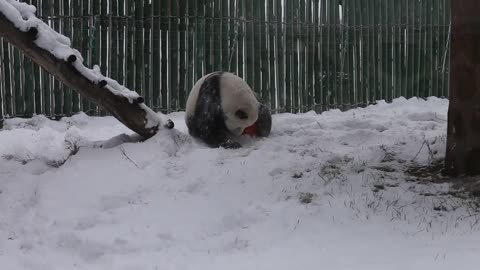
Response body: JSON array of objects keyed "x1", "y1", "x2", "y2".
[
  {"x1": 98, "y1": 80, "x2": 107, "y2": 88},
  {"x1": 186, "y1": 72, "x2": 240, "y2": 149},
  {"x1": 256, "y1": 104, "x2": 272, "y2": 137},
  {"x1": 27, "y1": 27, "x2": 38, "y2": 40},
  {"x1": 67, "y1": 55, "x2": 77, "y2": 64},
  {"x1": 164, "y1": 119, "x2": 175, "y2": 129}
]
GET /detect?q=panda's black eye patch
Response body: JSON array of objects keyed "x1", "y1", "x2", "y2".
[{"x1": 235, "y1": 110, "x2": 248, "y2": 120}]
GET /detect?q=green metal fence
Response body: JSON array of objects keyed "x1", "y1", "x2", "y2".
[{"x1": 0, "y1": 0, "x2": 451, "y2": 119}]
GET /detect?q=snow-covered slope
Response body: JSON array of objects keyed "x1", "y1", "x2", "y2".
[{"x1": 1, "y1": 97, "x2": 479, "y2": 270}]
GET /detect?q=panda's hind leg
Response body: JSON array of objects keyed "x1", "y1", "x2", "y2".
[
  {"x1": 186, "y1": 115, "x2": 239, "y2": 148},
  {"x1": 219, "y1": 139, "x2": 241, "y2": 149}
]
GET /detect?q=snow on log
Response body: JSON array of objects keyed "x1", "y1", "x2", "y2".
[{"x1": 0, "y1": 0, "x2": 173, "y2": 138}]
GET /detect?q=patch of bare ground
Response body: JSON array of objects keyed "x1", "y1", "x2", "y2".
[{"x1": 406, "y1": 159, "x2": 480, "y2": 200}]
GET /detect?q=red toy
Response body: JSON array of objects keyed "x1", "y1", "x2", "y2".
[{"x1": 243, "y1": 124, "x2": 257, "y2": 137}]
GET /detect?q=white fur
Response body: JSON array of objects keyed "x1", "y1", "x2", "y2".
[
  {"x1": 219, "y1": 73, "x2": 258, "y2": 135},
  {"x1": 185, "y1": 72, "x2": 259, "y2": 136}
]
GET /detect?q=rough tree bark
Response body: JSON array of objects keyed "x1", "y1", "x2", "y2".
[
  {"x1": 0, "y1": 12, "x2": 170, "y2": 139},
  {"x1": 445, "y1": 1, "x2": 480, "y2": 176}
]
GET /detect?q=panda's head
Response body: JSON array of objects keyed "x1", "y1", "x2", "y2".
[{"x1": 219, "y1": 73, "x2": 259, "y2": 136}]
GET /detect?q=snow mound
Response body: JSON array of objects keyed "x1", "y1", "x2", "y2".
[{"x1": 1, "y1": 97, "x2": 480, "y2": 270}]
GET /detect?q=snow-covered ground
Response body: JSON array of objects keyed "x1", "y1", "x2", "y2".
[{"x1": 1, "y1": 97, "x2": 479, "y2": 270}]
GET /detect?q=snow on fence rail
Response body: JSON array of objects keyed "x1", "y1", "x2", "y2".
[{"x1": 0, "y1": 0, "x2": 451, "y2": 119}]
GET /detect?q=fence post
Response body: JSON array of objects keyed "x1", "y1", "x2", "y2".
[{"x1": 445, "y1": 0, "x2": 480, "y2": 176}]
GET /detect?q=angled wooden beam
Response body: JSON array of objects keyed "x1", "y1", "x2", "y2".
[{"x1": 0, "y1": 6, "x2": 172, "y2": 139}]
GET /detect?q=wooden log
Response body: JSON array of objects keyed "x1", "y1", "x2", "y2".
[{"x1": 0, "y1": 10, "x2": 172, "y2": 139}]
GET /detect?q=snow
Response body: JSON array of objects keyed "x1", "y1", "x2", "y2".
[
  {"x1": 0, "y1": 0, "x2": 163, "y2": 129},
  {"x1": 1, "y1": 97, "x2": 480, "y2": 270}
]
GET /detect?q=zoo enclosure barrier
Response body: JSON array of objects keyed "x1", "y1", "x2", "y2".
[{"x1": 0, "y1": 0, "x2": 451, "y2": 120}]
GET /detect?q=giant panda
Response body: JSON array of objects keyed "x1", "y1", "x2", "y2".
[{"x1": 185, "y1": 71, "x2": 271, "y2": 149}]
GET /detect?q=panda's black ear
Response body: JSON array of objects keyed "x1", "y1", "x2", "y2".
[{"x1": 235, "y1": 110, "x2": 248, "y2": 120}]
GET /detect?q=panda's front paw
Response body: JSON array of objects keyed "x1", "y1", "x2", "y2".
[{"x1": 220, "y1": 139, "x2": 242, "y2": 149}]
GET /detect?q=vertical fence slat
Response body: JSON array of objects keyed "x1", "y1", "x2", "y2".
[
  {"x1": 300, "y1": 0, "x2": 307, "y2": 111},
  {"x1": 144, "y1": 0, "x2": 152, "y2": 107},
  {"x1": 332, "y1": 0, "x2": 340, "y2": 108},
  {"x1": 52, "y1": 1, "x2": 62, "y2": 116},
  {"x1": 134, "y1": 0, "x2": 144, "y2": 100},
  {"x1": 443, "y1": 0, "x2": 451, "y2": 97},
  {"x1": 244, "y1": 0, "x2": 253, "y2": 87},
  {"x1": 152, "y1": 0, "x2": 161, "y2": 110},
  {"x1": 371, "y1": 0, "x2": 378, "y2": 103},
  {"x1": 251, "y1": 0, "x2": 261, "y2": 99},
  {"x1": 14, "y1": 40, "x2": 22, "y2": 115},
  {"x1": 80, "y1": 0, "x2": 90, "y2": 113},
  {"x1": 110, "y1": 0, "x2": 119, "y2": 92},
  {"x1": 23, "y1": 54, "x2": 34, "y2": 117},
  {"x1": 169, "y1": 0, "x2": 178, "y2": 111},
  {"x1": 380, "y1": 0, "x2": 387, "y2": 100},
  {"x1": 319, "y1": 0, "x2": 327, "y2": 110},
  {"x1": 284, "y1": 0, "x2": 292, "y2": 112},
  {"x1": 324, "y1": 0, "x2": 330, "y2": 108},
  {"x1": 177, "y1": 0, "x2": 187, "y2": 108},
  {"x1": 332, "y1": 0, "x2": 339, "y2": 108},
  {"x1": 220, "y1": 0, "x2": 229, "y2": 72},
  {"x1": 395, "y1": 0, "x2": 402, "y2": 99},
  {"x1": 160, "y1": 0, "x2": 169, "y2": 112},
  {"x1": 70, "y1": 0, "x2": 81, "y2": 113},
  {"x1": 118, "y1": 0, "x2": 126, "y2": 86},
  {"x1": 313, "y1": 0, "x2": 320, "y2": 111},
  {"x1": 33, "y1": 62, "x2": 41, "y2": 115},
  {"x1": 267, "y1": 0, "x2": 276, "y2": 109},
  {"x1": 337, "y1": 0, "x2": 345, "y2": 109},
  {"x1": 387, "y1": 0, "x2": 393, "y2": 101},
  {"x1": 228, "y1": 0, "x2": 237, "y2": 73},
  {"x1": 306, "y1": 0, "x2": 313, "y2": 110},
  {"x1": 293, "y1": 0, "x2": 301, "y2": 112},
  {"x1": 194, "y1": 0, "x2": 204, "y2": 80},
  {"x1": 4, "y1": 42, "x2": 13, "y2": 115},
  {"x1": 96, "y1": 1, "x2": 110, "y2": 116},
  {"x1": 204, "y1": 0, "x2": 212, "y2": 73},
  {"x1": 33, "y1": 0, "x2": 40, "y2": 115},
  {"x1": 439, "y1": 0, "x2": 446, "y2": 98},
  {"x1": 420, "y1": 0, "x2": 427, "y2": 97},
  {"x1": 0, "y1": 40, "x2": 4, "y2": 119},
  {"x1": 407, "y1": 0, "x2": 413, "y2": 98},
  {"x1": 430, "y1": 0, "x2": 437, "y2": 97},
  {"x1": 187, "y1": 0, "x2": 196, "y2": 94},
  {"x1": 351, "y1": 0, "x2": 359, "y2": 106},
  {"x1": 237, "y1": 0, "x2": 245, "y2": 78},
  {"x1": 61, "y1": 0, "x2": 71, "y2": 115},
  {"x1": 399, "y1": 0, "x2": 405, "y2": 97},
  {"x1": 275, "y1": 0, "x2": 284, "y2": 111},
  {"x1": 126, "y1": 0, "x2": 135, "y2": 91},
  {"x1": 90, "y1": 0, "x2": 101, "y2": 114},
  {"x1": 415, "y1": 0, "x2": 422, "y2": 98},
  {"x1": 436, "y1": 0, "x2": 442, "y2": 97},
  {"x1": 258, "y1": 1, "x2": 269, "y2": 104},
  {"x1": 212, "y1": 0, "x2": 221, "y2": 71}
]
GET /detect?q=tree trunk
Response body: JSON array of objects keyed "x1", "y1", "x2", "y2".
[
  {"x1": 0, "y1": 12, "x2": 169, "y2": 139},
  {"x1": 445, "y1": 1, "x2": 480, "y2": 176}
]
